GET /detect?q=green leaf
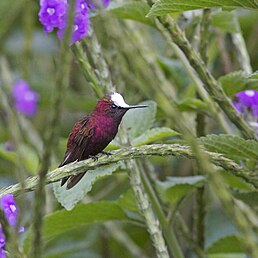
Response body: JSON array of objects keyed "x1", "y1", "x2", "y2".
[
  {"x1": 220, "y1": 170, "x2": 253, "y2": 191},
  {"x1": 0, "y1": 144, "x2": 17, "y2": 164},
  {"x1": 199, "y1": 134, "x2": 258, "y2": 162},
  {"x1": 211, "y1": 11, "x2": 238, "y2": 33},
  {"x1": 233, "y1": 191, "x2": 258, "y2": 207},
  {"x1": 159, "y1": 57, "x2": 190, "y2": 88},
  {"x1": 218, "y1": 71, "x2": 247, "y2": 97},
  {"x1": 205, "y1": 208, "x2": 240, "y2": 251},
  {"x1": 207, "y1": 236, "x2": 244, "y2": 254},
  {"x1": 157, "y1": 176, "x2": 206, "y2": 204},
  {"x1": 122, "y1": 100, "x2": 157, "y2": 138},
  {"x1": 208, "y1": 254, "x2": 246, "y2": 258},
  {"x1": 105, "y1": 140, "x2": 121, "y2": 150},
  {"x1": 117, "y1": 189, "x2": 139, "y2": 212},
  {"x1": 248, "y1": 70, "x2": 258, "y2": 80},
  {"x1": 218, "y1": 70, "x2": 258, "y2": 94},
  {"x1": 147, "y1": 0, "x2": 258, "y2": 17},
  {"x1": 116, "y1": 190, "x2": 146, "y2": 222},
  {"x1": 0, "y1": 144, "x2": 39, "y2": 175},
  {"x1": 132, "y1": 127, "x2": 179, "y2": 146},
  {"x1": 23, "y1": 201, "x2": 129, "y2": 251},
  {"x1": 53, "y1": 163, "x2": 122, "y2": 210},
  {"x1": 177, "y1": 98, "x2": 209, "y2": 112},
  {"x1": 19, "y1": 145, "x2": 39, "y2": 175},
  {"x1": 106, "y1": 2, "x2": 154, "y2": 26},
  {"x1": 247, "y1": 70, "x2": 258, "y2": 90},
  {"x1": 0, "y1": 0, "x2": 24, "y2": 39},
  {"x1": 44, "y1": 201, "x2": 128, "y2": 238},
  {"x1": 44, "y1": 248, "x2": 99, "y2": 258}
]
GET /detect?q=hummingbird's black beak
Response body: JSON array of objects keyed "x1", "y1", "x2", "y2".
[{"x1": 126, "y1": 105, "x2": 148, "y2": 109}]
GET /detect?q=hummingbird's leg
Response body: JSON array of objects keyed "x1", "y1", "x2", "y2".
[
  {"x1": 101, "y1": 151, "x2": 112, "y2": 157},
  {"x1": 89, "y1": 155, "x2": 99, "y2": 161}
]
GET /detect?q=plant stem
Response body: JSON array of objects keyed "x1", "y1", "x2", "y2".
[
  {"x1": 194, "y1": 9, "x2": 210, "y2": 252},
  {"x1": 176, "y1": 213, "x2": 207, "y2": 258},
  {"x1": 71, "y1": 28, "x2": 116, "y2": 98},
  {"x1": 72, "y1": 43, "x2": 104, "y2": 97},
  {"x1": 144, "y1": 3, "x2": 256, "y2": 139},
  {"x1": 74, "y1": 30, "x2": 171, "y2": 258},
  {"x1": 105, "y1": 222, "x2": 149, "y2": 258},
  {"x1": 138, "y1": 161, "x2": 184, "y2": 258},
  {"x1": 83, "y1": 29, "x2": 115, "y2": 93},
  {"x1": 31, "y1": 1, "x2": 73, "y2": 256},
  {"x1": 0, "y1": 0, "x2": 25, "y2": 44},
  {"x1": 190, "y1": 138, "x2": 258, "y2": 257},
  {"x1": 231, "y1": 12, "x2": 252, "y2": 74},
  {"x1": 195, "y1": 186, "x2": 205, "y2": 250},
  {"x1": 159, "y1": 15, "x2": 255, "y2": 139},
  {"x1": 168, "y1": 41, "x2": 232, "y2": 134},
  {"x1": 22, "y1": 0, "x2": 34, "y2": 80},
  {"x1": 199, "y1": 9, "x2": 211, "y2": 66},
  {"x1": 0, "y1": 143, "x2": 256, "y2": 198},
  {"x1": 126, "y1": 160, "x2": 170, "y2": 258},
  {"x1": 0, "y1": 57, "x2": 28, "y2": 244}
]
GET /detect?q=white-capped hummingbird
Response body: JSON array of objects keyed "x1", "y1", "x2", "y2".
[{"x1": 59, "y1": 92, "x2": 147, "y2": 189}]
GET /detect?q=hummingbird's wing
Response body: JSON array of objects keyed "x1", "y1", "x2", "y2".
[{"x1": 59, "y1": 116, "x2": 95, "y2": 188}]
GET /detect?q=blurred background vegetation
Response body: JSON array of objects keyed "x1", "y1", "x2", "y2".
[{"x1": 0, "y1": 0, "x2": 258, "y2": 257}]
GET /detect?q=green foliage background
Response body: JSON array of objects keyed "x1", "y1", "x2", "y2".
[{"x1": 0, "y1": 0, "x2": 258, "y2": 257}]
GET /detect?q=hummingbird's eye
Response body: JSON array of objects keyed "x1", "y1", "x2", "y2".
[{"x1": 111, "y1": 104, "x2": 118, "y2": 109}]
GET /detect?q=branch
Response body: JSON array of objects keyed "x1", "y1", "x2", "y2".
[
  {"x1": 0, "y1": 143, "x2": 256, "y2": 198},
  {"x1": 231, "y1": 12, "x2": 252, "y2": 74}
]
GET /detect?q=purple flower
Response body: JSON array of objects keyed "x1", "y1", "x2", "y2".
[
  {"x1": 58, "y1": 0, "x2": 89, "y2": 44},
  {"x1": 0, "y1": 225, "x2": 5, "y2": 249},
  {"x1": 0, "y1": 194, "x2": 18, "y2": 228},
  {"x1": 253, "y1": 105, "x2": 258, "y2": 117},
  {"x1": 0, "y1": 248, "x2": 6, "y2": 258},
  {"x1": 4, "y1": 141, "x2": 16, "y2": 152},
  {"x1": 57, "y1": 12, "x2": 89, "y2": 44},
  {"x1": 75, "y1": 0, "x2": 89, "y2": 15},
  {"x1": 102, "y1": 0, "x2": 110, "y2": 8},
  {"x1": 38, "y1": 0, "x2": 68, "y2": 33},
  {"x1": 72, "y1": 14, "x2": 89, "y2": 43},
  {"x1": 39, "y1": 0, "x2": 90, "y2": 44},
  {"x1": 0, "y1": 194, "x2": 23, "y2": 258},
  {"x1": 233, "y1": 90, "x2": 258, "y2": 117},
  {"x1": 235, "y1": 90, "x2": 258, "y2": 107},
  {"x1": 12, "y1": 80, "x2": 39, "y2": 117}
]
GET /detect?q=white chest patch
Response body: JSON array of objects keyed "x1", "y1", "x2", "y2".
[{"x1": 110, "y1": 92, "x2": 129, "y2": 108}]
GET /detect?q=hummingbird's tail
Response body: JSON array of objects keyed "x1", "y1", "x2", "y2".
[
  {"x1": 60, "y1": 176, "x2": 69, "y2": 187},
  {"x1": 61, "y1": 172, "x2": 86, "y2": 189}
]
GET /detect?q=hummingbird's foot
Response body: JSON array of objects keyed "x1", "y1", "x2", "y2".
[
  {"x1": 101, "y1": 151, "x2": 112, "y2": 157},
  {"x1": 89, "y1": 155, "x2": 98, "y2": 161}
]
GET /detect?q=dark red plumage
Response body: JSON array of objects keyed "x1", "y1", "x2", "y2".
[{"x1": 59, "y1": 93, "x2": 147, "y2": 189}]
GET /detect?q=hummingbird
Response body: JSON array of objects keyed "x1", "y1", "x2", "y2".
[{"x1": 59, "y1": 92, "x2": 147, "y2": 189}]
